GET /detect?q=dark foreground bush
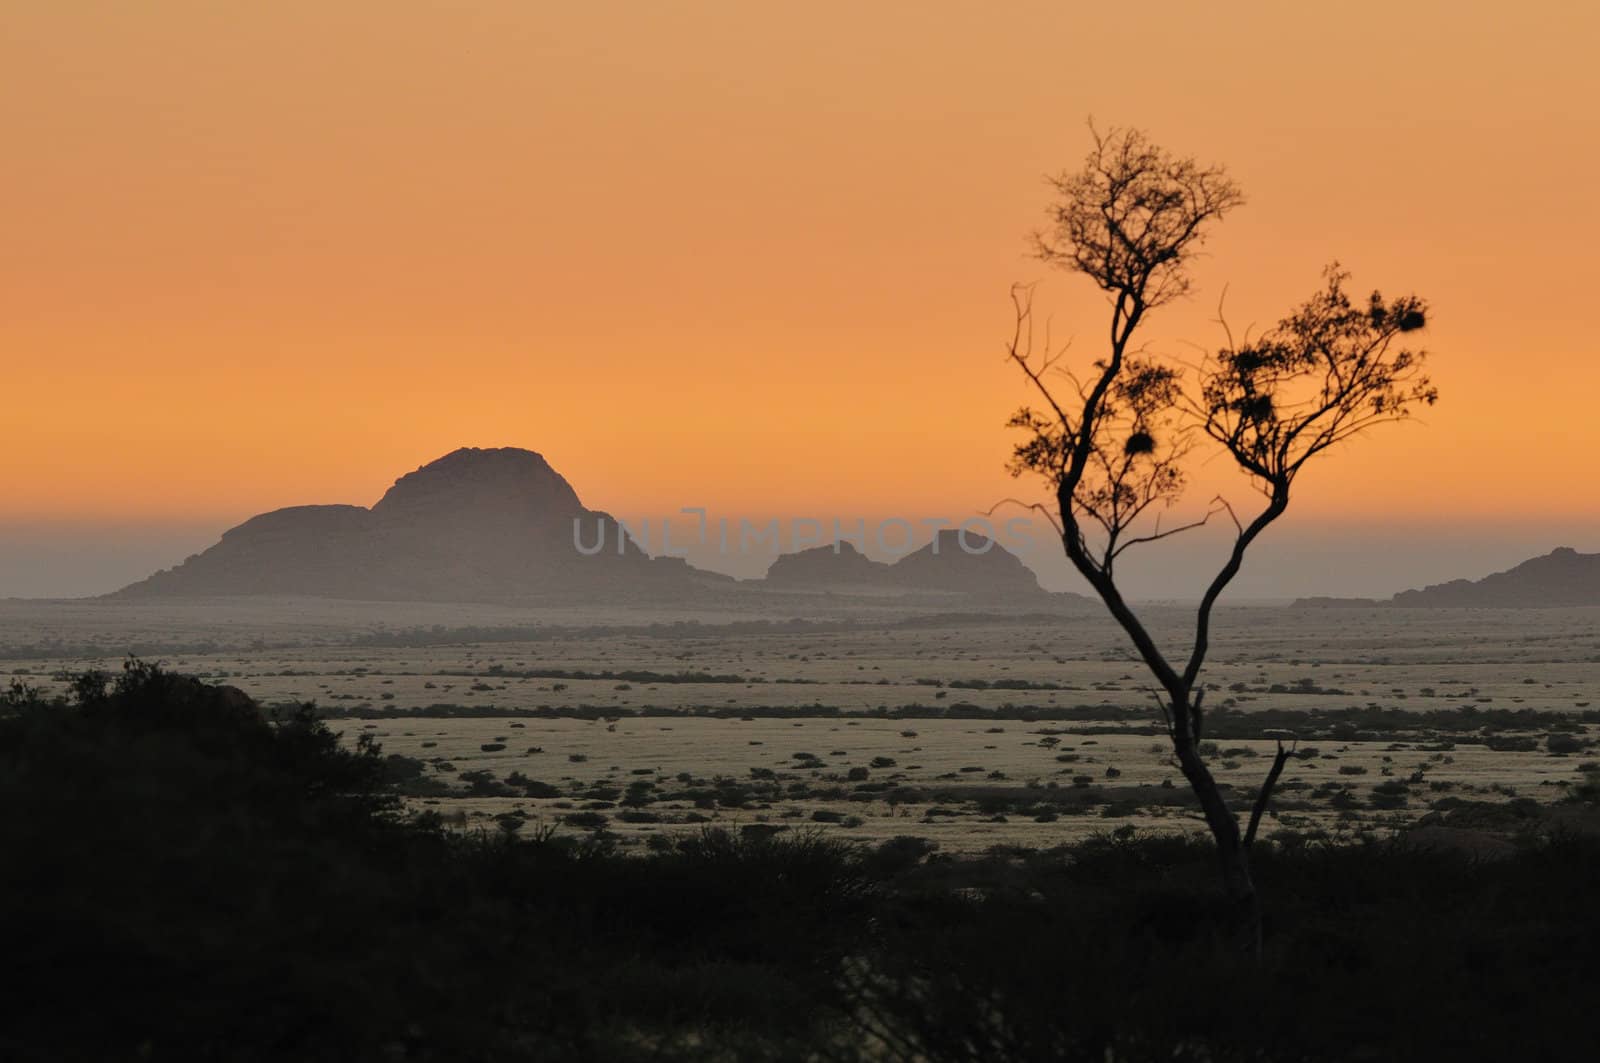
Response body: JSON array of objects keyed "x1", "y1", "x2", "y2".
[
  {"x1": 0, "y1": 664, "x2": 870, "y2": 1061},
  {"x1": 3, "y1": 664, "x2": 1598, "y2": 1061},
  {"x1": 855, "y1": 832, "x2": 1600, "y2": 1061}
]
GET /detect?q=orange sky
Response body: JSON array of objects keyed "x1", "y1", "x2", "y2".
[{"x1": 4, "y1": 1, "x2": 1598, "y2": 536}]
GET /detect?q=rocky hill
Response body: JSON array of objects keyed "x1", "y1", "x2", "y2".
[
  {"x1": 888, "y1": 529, "x2": 1049, "y2": 595},
  {"x1": 1389, "y1": 547, "x2": 1600, "y2": 608},
  {"x1": 113, "y1": 448, "x2": 717, "y2": 603},
  {"x1": 114, "y1": 447, "x2": 1068, "y2": 606},
  {"x1": 763, "y1": 530, "x2": 1054, "y2": 598},
  {"x1": 1288, "y1": 547, "x2": 1600, "y2": 609},
  {"x1": 763, "y1": 542, "x2": 897, "y2": 589}
]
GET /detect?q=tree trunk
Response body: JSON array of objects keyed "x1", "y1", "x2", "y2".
[
  {"x1": 1216, "y1": 832, "x2": 1262, "y2": 959},
  {"x1": 1175, "y1": 732, "x2": 1262, "y2": 956}
]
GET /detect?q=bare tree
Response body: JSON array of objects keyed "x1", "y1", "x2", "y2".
[{"x1": 1004, "y1": 125, "x2": 1437, "y2": 949}]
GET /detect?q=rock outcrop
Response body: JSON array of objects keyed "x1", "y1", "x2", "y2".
[
  {"x1": 763, "y1": 542, "x2": 896, "y2": 589},
  {"x1": 887, "y1": 530, "x2": 1046, "y2": 596},
  {"x1": 113, "y1": 448, "x2": 712, "y2": 603},
  {"x1": 114, "y1": 446, "x2": 1063, "y2": 605},
  {"x1": 1389, "y1": 547, "x2": 1600, "y2": 608},
  {"x1": 763, "y1": 530, "x2": 1050, "y2": 597}
]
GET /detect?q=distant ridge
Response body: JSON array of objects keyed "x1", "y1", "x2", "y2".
[
  {"x1": 1288, "y1": 596, "x2": 1383, "y2": 609},
  {"x1": 890, "y1": 529, "x2": 1054, "y2": 596},
  {"x1": 113, "y1": 448, "x2": 1063, "y2": 606},
  {"x1": 1289, "y1": 547, "x2": 1600, "y2": 609},
  {"x1": 1389, "y1": 547, "x2": 1600, "y2": 608},
  {"x1": 764, "y1": 540, "x2": 895, "y2": 588},
  {"x1": 763, "y1": 530, "x2": 1067, "y2": 599}
]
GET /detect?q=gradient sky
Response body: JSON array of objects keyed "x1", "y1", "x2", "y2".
[{"x1": 3, "y1": 2, "x2": 1597, "y2": 598}]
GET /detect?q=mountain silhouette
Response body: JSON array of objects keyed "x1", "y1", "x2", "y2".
[
  {"x1": 1389, "y1": 547, "x2": 1600, "y2": 607},
  {"x1": 764, "y1": 541, "x2": 897, "y2": 588},
  {"x1": 114, "y1": 447, "x2": 1064, "y2": 605},
  {"x1": 889, "y1": 529, "x2": 1048, "y2": 595},
  {"x1": 112, "y1": 448, "x2": 713, "y2": 603},
  {"x1": 763, "y1": 530, "x2": 1052, "y2": 597},
  {"x1": 1290, "y1": 547, "x2": 1600, "y2": 608}
]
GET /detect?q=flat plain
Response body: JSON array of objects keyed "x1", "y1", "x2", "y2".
[{"x1": 6, "y1": 595, "x2": 1597, "y2": 851}]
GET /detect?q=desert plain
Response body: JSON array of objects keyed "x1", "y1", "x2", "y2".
[{"x1": 5, "y1": 594, "x2": 1596, "y2": 852}]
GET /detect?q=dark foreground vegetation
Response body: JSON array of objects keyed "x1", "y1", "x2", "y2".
[{"x1": 4, "y1": 664, "x2": 1597, "y2": 1061}]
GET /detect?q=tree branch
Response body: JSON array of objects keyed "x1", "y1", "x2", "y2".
[
  {"x1": 982, "y1": 497, "x2": 1064, "y2": 538},
  {"x1": 1108, "y1": 501, "x2": 1222, "y2": 560},
  {"x1": 1182, "y1": 482, "x2": 1289, "y2": 691},
  {"x1": 1244, "y1": 737, "x2": 1296, "y2": 850}
]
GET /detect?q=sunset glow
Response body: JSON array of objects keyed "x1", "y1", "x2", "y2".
[{"x1": 4, "y1": 2, "x2": 1598, "y2": 588}]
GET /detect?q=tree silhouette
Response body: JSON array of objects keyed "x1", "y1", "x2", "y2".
[{"x1": 1004, "y1": 125, "x2": 1438, "y2": 949}]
